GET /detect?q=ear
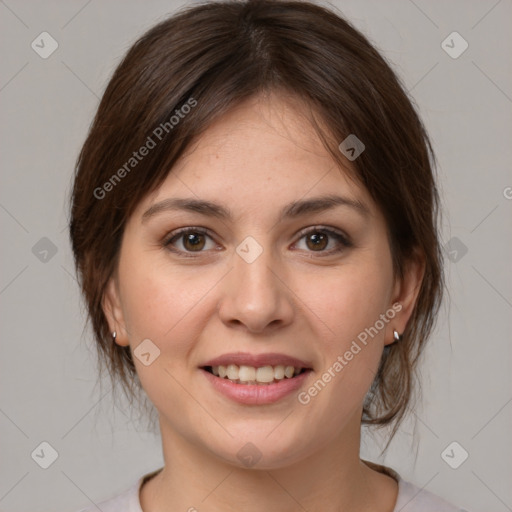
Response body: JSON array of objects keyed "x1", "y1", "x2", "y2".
[
  {"x1": 102, "y1": 277, "x2": 130, "y2": 347},
  {"x1": 386, "y1": 248, "x2": 425, "y2": 346}
]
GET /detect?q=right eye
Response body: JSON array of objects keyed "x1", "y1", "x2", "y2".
[{"x1": 164, "y1": 228, "x2": 219, "y2": 256}]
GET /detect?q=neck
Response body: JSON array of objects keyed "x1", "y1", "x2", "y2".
[{"x1": 140, "y1": 417, "x2": 398, "y2": 512}]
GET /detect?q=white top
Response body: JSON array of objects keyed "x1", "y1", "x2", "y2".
[{"x1": 74, "y1": 467, "x2": 469, "y2": 512}]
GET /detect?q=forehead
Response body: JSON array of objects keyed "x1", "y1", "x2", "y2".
[{"x1": 137, "y1": 93, "x2": 376, "y2": 219}]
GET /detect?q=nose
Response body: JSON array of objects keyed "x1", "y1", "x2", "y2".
[{"x1": 217, "y1": 244, "x2": 294, "y2": 334}]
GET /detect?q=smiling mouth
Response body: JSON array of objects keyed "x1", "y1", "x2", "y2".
[{"x1": 203, "y1": 364, "x2": 310, "y2": 385}]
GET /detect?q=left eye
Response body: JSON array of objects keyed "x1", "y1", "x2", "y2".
[{"x1": 294, "y1": 228, "x2": 351, "y2": 253}]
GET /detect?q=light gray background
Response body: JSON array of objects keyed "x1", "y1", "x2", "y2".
[{"x1": 1, "y1": 1, "x2": 511, "y2": 511}]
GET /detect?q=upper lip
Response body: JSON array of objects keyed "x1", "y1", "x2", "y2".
[{"x1": 201, "y1": 352, "x2": 313, "y2": 369}]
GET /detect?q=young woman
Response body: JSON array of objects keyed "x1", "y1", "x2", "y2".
[{"x1": 70, "y1": 1, "x2": 467, "y2": 510}]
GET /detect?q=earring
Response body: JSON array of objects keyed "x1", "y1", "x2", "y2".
[
  {"x1": 112, "y1": 331, "x2": 117, "y2": 342},
  {"x1": 393, "y1": 329, "x2": 402, "y2": 342}
]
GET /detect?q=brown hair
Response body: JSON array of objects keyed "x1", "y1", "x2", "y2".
[{"x1": 69, "y1": 0, "x2": 444, "y2": 440}]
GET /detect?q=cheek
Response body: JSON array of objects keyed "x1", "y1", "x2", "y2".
[
  {"x1": 292, "y1": 257, "x2": 394, "y2": 408},
  {"x1": 116, "y1": 254, "x2": 214, "y2": 407},
  {"x1": 295, "y1": 260, "x2": 393, "y2": 348},
  {"x1": 290, "y1": 253, "x2": 394, "y2": 426},
  {"x1": 118, "y1": 251, "x2": 218, "y2": 349}
]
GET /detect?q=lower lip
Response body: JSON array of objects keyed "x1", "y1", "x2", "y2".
[{"x1": 200, "y1": 369, "x2": 311, "y2": 405}]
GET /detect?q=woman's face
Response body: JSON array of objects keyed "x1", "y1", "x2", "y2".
[{"x1": 105, "y1": 93, "x2": 419, "y2": 469}]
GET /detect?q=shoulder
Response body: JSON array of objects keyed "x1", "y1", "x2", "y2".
[
  {"x1": 363, "y1": 460, "x2": 468, "y2": 512},
  {"x1": 395, "y1": 478, "x2": 470, "y2": 512},
  {"x1": 72, "y1": 467, "x2": 163, "y2": 512},
  {"x1": 71, "y1": 472, "x2": 151, "y2": 512}
]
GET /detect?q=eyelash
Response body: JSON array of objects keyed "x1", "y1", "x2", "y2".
[{"x1": 163, "y1": 226, "x2": 352, "y2": 258}]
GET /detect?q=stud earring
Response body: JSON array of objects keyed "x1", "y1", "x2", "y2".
[
  {"x1": 112, "y1": 331, "x2": 117, "y2": 342},
  {"x1": 393, "y1": 329, "x2": 402, "y2": 342}
]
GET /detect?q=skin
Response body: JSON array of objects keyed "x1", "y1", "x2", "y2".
[{"x1": 104, "y1": 92, "x2": 424, "y2": 512}]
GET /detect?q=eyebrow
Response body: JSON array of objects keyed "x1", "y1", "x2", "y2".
[{"x1": 141, "y1": 194, "x2": 370, "y2": 223}]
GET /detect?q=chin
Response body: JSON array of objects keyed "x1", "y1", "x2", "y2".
[{"x1": 202, "y1": 426, "x2": 315, "y2": 471}]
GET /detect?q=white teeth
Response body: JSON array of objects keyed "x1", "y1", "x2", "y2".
[
  {"x1": 209, "y1": 364, "x2": 304, "y2": 383},
  {"x1": 238, "y1": 365, "x2": 256, "y2": 382},
  {"x1": 274, "y1": 365, "x2": 285, "y2": 379},
  {"x1": 226, "y1": 364, "x2": 239, "y2": 380},
  {"x1": 256, "y1": 366, "x2": 275, "y2": 383}
]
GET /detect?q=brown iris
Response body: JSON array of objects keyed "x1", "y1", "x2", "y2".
[
  {"x1": 306, "y1": 231, "x2": 328, "y2": 251},
  {"x1": 183, "y1": 232, "x2": 206, "y2": 251}
]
